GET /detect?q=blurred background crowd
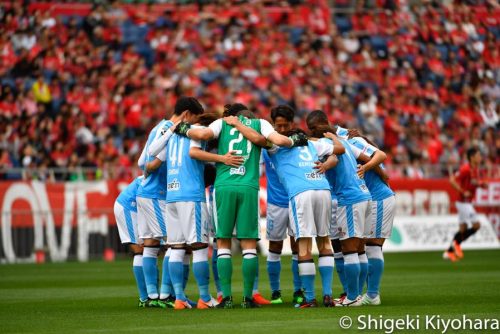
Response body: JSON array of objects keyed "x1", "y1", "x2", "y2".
[{"x1": 0, "y1": 0, "x2": 498, "y2": 181}]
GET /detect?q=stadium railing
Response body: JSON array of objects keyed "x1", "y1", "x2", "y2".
[{"x1": 1, "y1": 165, "x2": 499, "y2": 181}]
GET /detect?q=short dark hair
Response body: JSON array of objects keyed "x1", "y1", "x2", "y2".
[
  {"x1": 197, "y1": 112, "x2": 219, "y2": 126},
  {"x1": 223, "y1": 103, "x2": 248, "y2": 117},
  {"x1": 270, "y1": 105, "x2": 294, "y2": 122},
  {"x1": 466, "y1": 147, "x2": 480, "y2": 161},
  {"x1": 306, "y1": 110, "x2": 335, "y2": 138},
  {"x1": 285, "y1": 128, "x2": 308, "y2": 137},
  {"x1": 306, "y1": 110, "x2": 329, "y2": 127},
  {"x1": 237, "y1": 109, "x2": 257, "y2": 119},
  {"x1": 174, "y1": 96, "x2": 204, "y2": 115}
]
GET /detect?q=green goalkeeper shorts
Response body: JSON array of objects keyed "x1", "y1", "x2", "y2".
[{"x1": 213, "y1": 185, "x2": 259, "y2": 239}]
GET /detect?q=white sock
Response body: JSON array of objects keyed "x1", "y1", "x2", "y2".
[
  {"x1": 343, "y1": 253, "x2": 359, "y2": 265},
  {"x1": 133, "y1": 254, "x2": 143, "y2": 266},
  {"x1": 267, "y1": 251, "x2": 281, "y2": 262},
  {"x1": 193, "y1": 248, "x2": 208, "y2": 263},
  {"x1": 143, "y1": 247, "x2": 159, "y2": 258}
]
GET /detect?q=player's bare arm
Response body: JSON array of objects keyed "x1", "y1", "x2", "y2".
[
  {"x1": 323, "y1": 132, "x2": 346, "y2": 155},
  {"x1": 186, "y1": 127, "x2": 215, "y2": 141},
  {"x1": 314, "y1": 154, "x2": 338, "y2": 174},
  {"x1": 189, "y1": 147, "x2": 244, "y2": 167},
  {"x1": 145, "y1": 158, "x2": 162, "y2": 174},
  {"x1": 224, "y1": 116, "x2": 269, "y2": 147},
  {"x1": 450, "y1": 174, "x2": 470, "y2": 197},
  {"x1": 355, "y1": 152, "x2": 374, "y2": 178},
  {"x1": 359, "y1": 150, "x2": 387, "y2": 173}
]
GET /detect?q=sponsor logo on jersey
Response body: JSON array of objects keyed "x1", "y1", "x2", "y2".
[
  {"x1": 360, "y1": 184, "x2": 369, "y2": 192},
  {"x1": 168, "y1": 168, "x2": 179, "y2": 175},
  {"x1": 305, "y1": 172, "x2": 323, "y2": 180},
  {"x1": 229, "y1": 166, "x2": 246, "y2": 175},
  {"x1": 167, "y1": 179, "x2": 180, "y2": 191}
]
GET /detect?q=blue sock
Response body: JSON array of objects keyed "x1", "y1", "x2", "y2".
[
  {"x1": 142, "y1": 247, "x2": 159, "y2": 299},
  {"x1": 160, "y1": 249, "x2": 173, "y2": 299},
  {"x1": 366, "y1": 246, "x2": 384, "y2": 299},
  {"x1": 298, "y1": 260, "x2": 316, "y2": 302},
  {"x1": 183, "y1": 254, "x2": 190, "y2": 290},
  {"x1": 343, "y1": 253, "x2": 360, "y2": 301},
  {"x1": 132, "y1": 255, "x2": 148, "y2": 301},
  {"x1": 193, "y1": 248, "x2": 211, "y2": 302},
  {"x1": 212, "y1": 248, "x2": 222, "y2": 295},
  {"x1": 318, "y1": 255, "x2": 334, "y2": 297},
  {"x1": 267, "y1": 251, "x2": 281, "y2": 292},
  {"x1": 358, "y1": 253, "x2": 368, "y2": 295},
  {"x1": 292, "y1": 254, "x2": 302, "y2": 292},
  {"x1": 169, "y1": 249, "x2": 186, "y2": 301},
  {"x1": 334, "y1": 252, "x2": 347, "y2": 294}
]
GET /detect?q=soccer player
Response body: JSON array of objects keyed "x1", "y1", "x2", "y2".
[
  {"x1": 444, "y1": 147, "x2": 485, "y2": 262},
  {"x1": 264, "y1": 128, "x2": 343, "y2": 308},
  {"x1": 316, "y1": 120, "x2": 392, "y2": 306},
  {"x1": 262, "y1": 105, "x2": 304, "y2": 305},
  {"x1": 306, "y1": 115, "x2": 363, "y2": 303},
  {"x1": 114, "y1": 176, "x2": 148, "y2": 307},
  {"x1": 307, "y1": 111, "x2": 380, "y2": 307},
  {"x1": 175, "y1": 103, "x2": 306, "y2": 308},
  {"x1": 146, "y1": 111, "x2": 244, "y2": 309},
  {"x1": 136, "y1": 96, "x2": 201, "y2": 307},
  {"x1": 346, "y1": 136, "x2": 393, "y2": 306}
]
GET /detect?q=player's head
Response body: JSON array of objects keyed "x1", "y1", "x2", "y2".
[
  {"x1": 237, "y1": 109, "x2": 257, "y2": 119},
  {"x1": 174, "y1": 96, "x2": 204, "y2": 122},
  {"x1": 197, "y1": 112, "x2": 219, "y2": 126},
  {"x1": 270, "y1": 105, "x2": 294, "y2": 135},
  {"x1": 223, "y1": 103, "x2": 248, "y2": 117},
  {"x1": 467, "y1": 147, "x2": 482, "y2": 165},
  {"x1": 306, "y1": 110, "x2": 334, "y2": 138},
  {"x1": 285, "y1": 128, "x2": 308, "y2": 138}
]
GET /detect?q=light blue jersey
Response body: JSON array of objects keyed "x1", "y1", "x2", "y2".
[
  {"x1": 117, "y1": 177, "x2": 141, "y2": 212},
  {"x1": 137, "y1": 120, "x2": 173, "y2": 199},
  {"x1": 262, "y1": 150, "x2": 288, "y2": 208},
  {"x1": 157, "y1": 133, "x2": 206, "y2": 203},
  {"x1": 348, "y1": 137, "x2": 394, "y2": 201},
  {"x1": 330, "y1": 139, "x2": 371, "y2": 206},
  {"x1": 336, "y1": 126, "x2": 349, "y2": 139},
  {"x1": 268, "y1": 141, "x2": 332, "y2": 199},
  {"x1": 318, "y1": 138, "x2": 338, "y2": 201}
]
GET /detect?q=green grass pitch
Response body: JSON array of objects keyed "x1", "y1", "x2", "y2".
[{"x1": 1, "y1": 250, "x2": 499, "y2": 333}]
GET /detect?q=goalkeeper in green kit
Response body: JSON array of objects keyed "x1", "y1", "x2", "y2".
[{"x1": 175, "y1": 103, "x2": 307, "y2": 308}]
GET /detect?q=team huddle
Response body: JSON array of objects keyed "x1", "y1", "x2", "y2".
[{"x1": 113, "y1": 96, "x2": 396, "y2": 309}]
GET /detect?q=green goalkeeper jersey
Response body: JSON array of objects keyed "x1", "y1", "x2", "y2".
[{"x1": 214, "y1": 116, "x2": 263, "y2": 189}]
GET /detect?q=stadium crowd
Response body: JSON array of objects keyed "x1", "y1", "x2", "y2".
[{"x1": 0, "y1": 0, "x2": 498, "y2": 180}]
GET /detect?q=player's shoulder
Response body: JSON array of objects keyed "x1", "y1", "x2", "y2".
[
  {"x1": 349, "y1": 136, "x2": 367, "y2": 145},
  {"x1": 459, "y1": 163, "x2": 471, "y2": 173}
]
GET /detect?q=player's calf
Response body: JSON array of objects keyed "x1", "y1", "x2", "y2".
[
  {"x1": 191, "y1": 244, "x2": 215, "y2": 307},
  {"x1": 267, "y1": 241, "x2": 283, "y2": 303}
]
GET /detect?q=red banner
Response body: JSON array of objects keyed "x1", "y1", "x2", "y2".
[
  {"x1": 1, "y1": 179, "x2": 499, "y2": 228},
  {"x1": 0, "y1": 179, "x2": 498, "y2": 262}
]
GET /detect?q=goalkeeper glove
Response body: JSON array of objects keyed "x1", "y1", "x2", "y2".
[
  {"x1": 289, "y1": 132, "x2": 308, "y2": 147},
  {"x1": 175, "y1": 121, "x2": 191, "y2": 136}
]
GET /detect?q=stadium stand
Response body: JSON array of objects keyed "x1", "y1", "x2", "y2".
[{"x1": 0, "y1": 0, "x2": 498, "y2": 180}]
